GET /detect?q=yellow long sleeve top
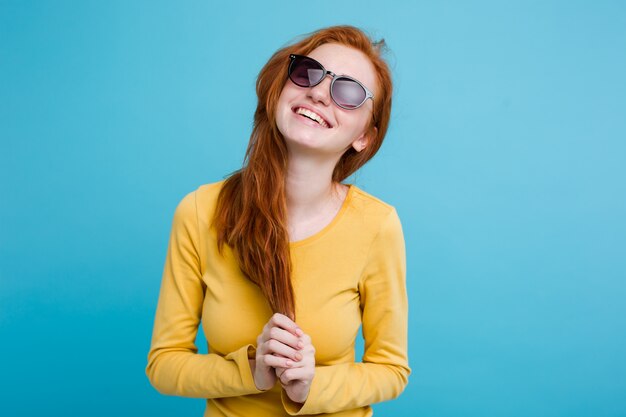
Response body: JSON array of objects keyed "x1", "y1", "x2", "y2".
[{"x1": 146, "y1": 181, "x2": 410, "y2": 416}]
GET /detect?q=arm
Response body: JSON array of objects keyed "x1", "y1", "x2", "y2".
[
  {"x1": 282, "y1": 209, "x2": 410, "y2": 415},
  {"x1": 145, "y1": 191, "x2": 263, "y2": 398}
]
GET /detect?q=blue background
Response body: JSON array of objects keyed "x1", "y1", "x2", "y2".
[{"x1": 1, "y1": 1, "x2": 625, "y2": 416}]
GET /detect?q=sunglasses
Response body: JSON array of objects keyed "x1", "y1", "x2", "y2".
[{"x1": 288, "y1": 54, "x2": 374, "y2": 110}]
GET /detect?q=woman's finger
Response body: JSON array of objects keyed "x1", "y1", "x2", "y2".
[
  {"x1": 276, "y1": 339, "x2": 314, "y2": 369},
  {"x1": 268, "y1": 326, "x2": 302, "y2": 349},
  {"x1": 279, "y1": 366, "x2": 314, "y2": 384},
  {"x1": 268, "y1": 313, "x2": 301, "y2": 336},
  {"x1": 262, "y1": 339, "x2": 302, "y2": 361},
  {"x1": 275, "y1": 367, "x2": 286, "y2": 379},
  {"x1": 260, "y1": 354, "x2": 295, "y2": 369}
]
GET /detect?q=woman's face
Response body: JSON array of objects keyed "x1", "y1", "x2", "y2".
[{"x1": 275, "y1": 43, "x2": 378, "y2": 160}]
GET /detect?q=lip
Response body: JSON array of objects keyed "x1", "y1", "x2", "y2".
[{"x1": 291, "y1": 105, "x2": 333, "y2": 128}]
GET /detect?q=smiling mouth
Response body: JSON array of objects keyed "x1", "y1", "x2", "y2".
[{"x1": 293, "y1": 107, "x2": 331, "y2": 128}]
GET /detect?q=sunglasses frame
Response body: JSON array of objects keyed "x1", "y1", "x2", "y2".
[{"x1": 288, "y1": 54, "x2": 374, "y2": 110}]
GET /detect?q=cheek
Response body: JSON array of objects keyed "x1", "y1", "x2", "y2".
[
  {"x1": 277, "y1": 82, "x2": 297, "y2": 106},
  {"x1": 344, "y1": 113, "x2": 371, "y2": 137},
  {"x1": 275, "y1": 92, "x2": 295, "y2": 138}
]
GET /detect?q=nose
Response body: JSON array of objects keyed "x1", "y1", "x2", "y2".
[{"x1": 306, "y1": 75, "x2": 332, "y2": 106}]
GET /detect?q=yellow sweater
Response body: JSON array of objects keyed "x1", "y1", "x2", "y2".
[{"x1": 146, "y1": 181, "x2": 410, "y2": 416}]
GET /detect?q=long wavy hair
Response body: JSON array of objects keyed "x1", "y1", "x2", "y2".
[{"x1": 212, "y1": 25, "x2": 393, "y2": 319}]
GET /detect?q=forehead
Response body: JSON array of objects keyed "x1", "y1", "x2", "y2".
[{"x1": 307, "y1": 43, "x2": 378, "y2": 96}]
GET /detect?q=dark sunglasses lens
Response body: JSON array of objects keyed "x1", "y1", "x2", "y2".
[
  {"x1": 290, "y1": 57, "x2": 324, "y2": 87},
  {"x1": 332, "y1": 78, "x2": 367, "y2": 109}
]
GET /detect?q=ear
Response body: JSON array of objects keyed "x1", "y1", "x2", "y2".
[{"x1": 351, "y1": 126, "x2": 377, "y2": 153}]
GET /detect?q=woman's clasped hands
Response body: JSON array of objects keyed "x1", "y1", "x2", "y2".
[{"x1": 251, "y1": 313, "x2": 316, "y2": 404}]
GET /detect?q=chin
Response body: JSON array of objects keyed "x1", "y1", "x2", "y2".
[{"x1": 285, "y1": 135, "x2": 322, "y2": 152}]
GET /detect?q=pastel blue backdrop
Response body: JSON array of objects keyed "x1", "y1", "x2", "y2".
[{"x1": 1, "y1": 1, "x2": 625, "y2": 416}]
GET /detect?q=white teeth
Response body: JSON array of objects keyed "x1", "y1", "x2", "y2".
[{"x1": 296, "y1": 107, "x2": 329, "y2": 128}]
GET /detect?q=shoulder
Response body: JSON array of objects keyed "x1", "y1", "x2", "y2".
[
  {"x1": 348, "y1": 185, "x2": 400, "y2": 225},
  {"x1": 340, "y1": 185, "x2": 404, "y2": 246},
  {"x1": 173, "y1": 180, "x2": 226, "y2": 222},
  {"x1": 193, "y1": 180, "x2": 226, "y2": 208},
  {"x1": 350, "y1": 185, "x2": 394, "y2": 209}
]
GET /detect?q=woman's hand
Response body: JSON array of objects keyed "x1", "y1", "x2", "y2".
[
  {"x1": 275, "y1": 331, "x2": 316, "y2": 404},
  {"x1": 251, "y1": 313, "x2": 304, "y2": 391}
]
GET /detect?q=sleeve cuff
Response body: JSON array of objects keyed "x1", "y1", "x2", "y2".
[
  {"x1": 281, "y1": 389, "x2": 305, "y2": 415},
  {"x1": 224, "y1": 344, "x2": 265, "y2": 395},
  {"x1": 281, "y1": 366, "x2": 328, "y2": 415}
]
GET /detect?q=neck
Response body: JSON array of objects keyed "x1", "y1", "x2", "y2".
[
  {"x1": 284, "y1": 149, "x2": 352, "y2": 242},
  {"x1": 285, "y1": 158, "x2": 334, "y2": 206},
  {"x1": 285, "y1": 151, "x2": 343, "y2": 221}
]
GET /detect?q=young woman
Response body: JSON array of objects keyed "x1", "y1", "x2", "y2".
[{"x1": 146, "y1": 25, "x2": 410, "y2": 416}]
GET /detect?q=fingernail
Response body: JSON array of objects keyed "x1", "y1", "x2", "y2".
[
  {"x1": 297, "y1": 340, "x2": 304, "y2": 349},
  {"x1": 295, "y1": 328, "x2": 304, "y2": 336},
  {"x1": 285, "y1": 360, "x2": 293, "y2": 367},
  {"x1": 295, "y1": 352, "x2": 302, "y2": 361}
]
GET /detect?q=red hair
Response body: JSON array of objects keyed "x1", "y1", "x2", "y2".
[{"x1": 213, "y1": 26, "x2": 393, "y2": 319}]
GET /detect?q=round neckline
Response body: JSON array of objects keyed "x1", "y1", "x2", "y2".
[{"x1": 289, "y1": 184, "x2": 355, "y2": 248}]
